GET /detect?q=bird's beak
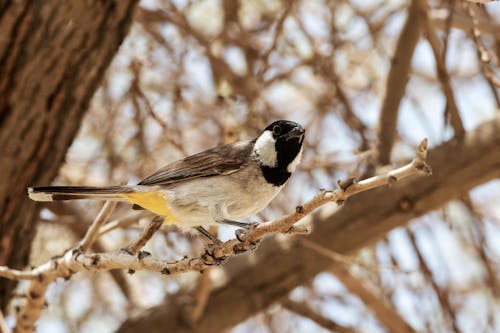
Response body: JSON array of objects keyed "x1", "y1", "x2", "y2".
[{"x1": 285, "y1": 127, "x2": 305, "y2": 141}]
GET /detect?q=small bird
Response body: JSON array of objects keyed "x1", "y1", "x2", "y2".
[{"x1": 28, "y1": 120, "x2": 305, "y2": 232}]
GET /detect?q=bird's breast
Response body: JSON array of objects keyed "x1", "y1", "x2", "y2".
[{"x1": 161, "y1": 162, "x2": 284, "y2": 224}]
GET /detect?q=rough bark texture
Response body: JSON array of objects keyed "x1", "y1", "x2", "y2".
[
  {"x1": 118, "y1": 115, "x2": 500, "y2": 333},
  {"x1": 0, "y1": 0, "x2": 138, "y2": 309}
]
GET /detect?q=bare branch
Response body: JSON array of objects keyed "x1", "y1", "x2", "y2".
[
  {"x1": 98, "y1": 211, "x2": 151, "y2": 237},
  {"x1": 0, "y1": 139, "x2": 429, "y2": 280},
  {"x1": 117, "y1": 115, "x2": 500, "y2": 333},
  {"x1": 281, "y1": 299, "x2": 356, "y2": 333},
  {"x1": 417, "y1": 0, "x2": 465, "y2": 137},
  {"x1": 123, "y1": 216, "x2": 164, "y2": 256},
  {"x1": 187, "y1": 269, "x2": 213, "y2": 323},
  {"x1": 8, "y1": 205, "x2": 161, "y2": 333},
  {"x1": 431, "y1": 8, "x2": 500, "y2": 38},
  {"x1": 465, "y1": 2, "x2": 500, "y2": 110},
  {"x1": 376, "y1": 0, "x2": 422, "y2": 165},
  {"x1": 300, "y1": 239, "x2": 415, "y2": 274},
  {"x1": 329, "y1": 264, "x2": 417, "y2": 333},
  {"x1": 406, "y1": 228, "x2": 461, "y2": 333},
  {"x1": 78, "y1": 201, "x2": 117, "y2": 251}
]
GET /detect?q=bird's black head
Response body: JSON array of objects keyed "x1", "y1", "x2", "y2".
[{"x1": 254, "y1": 120, "x2": 305, "y2": 186}]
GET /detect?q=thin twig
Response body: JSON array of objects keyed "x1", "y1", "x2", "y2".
[
  {"x1": 123, "y1": 216, "x2": 164, "y2": 256},
  {"x1": 417, "y1": 0, "x2": 465, "y2": 137},
  {"x1": 281, "y1": 298, "x2": 356, "y2": 333},
  {"x1": 406, "y1": 227, "x2": 461, "y2": 333},
  {"x1": 187, "y1": 269, "x2": 213, "y2": 323},
  {"x1": 9, "y1": 203, "x2": 157, "y2": 333},
  {"x1": 300, "y1": 239, "x2": 416, "y2": 274},
  {"x1": 98, "y1": 211, "x2": 151, "y2": 236},
  {"x1": 465, "y1": 2, "x2": 500, "y2": 109},
  {"x1": 327, "y1": 264, "x2": 417, "y2": 333},
  {"x1": 79, "y1": 201, "x2": 117, "y2": 251}
]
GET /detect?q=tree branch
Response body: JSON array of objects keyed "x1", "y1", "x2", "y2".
[
  {"x1": 328, "y1": 263, "x2": 416, "y2": 333},
  {"x1": 376, "y1": 0, "x2": 422, "y2": 165},
  {"x1": 78, "y1": 201, "x2": 117, "y2": 251},
  {"x1": 0, "y1": 138, "x2": 430, "y2": 332},
  {"x1": 7, "y1": 203, "x2": 166, "y2": 333},
  {"x1": 281, "y1": 299, "x2": 356, "y2": 333},
  {"x1": 0, "y1": 0, "x2": 139, "y2": 311},
  {"x1": 0, "y1": 140, "x2": 430, "y2": 282},
  {"x1": 417, "y1": 0, "x2": 465, "y2": 137},
  {"x1": 117, "y1": 115, "x2": 500, "y2": 333}
]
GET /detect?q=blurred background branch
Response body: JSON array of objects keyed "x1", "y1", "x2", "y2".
[{"x1": 1, "y1": 0, "x2": 500, "y2": 332}]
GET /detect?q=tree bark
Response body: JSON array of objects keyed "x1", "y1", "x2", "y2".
[
  {"x1": 118, "y1": 115, "x2": 500, "y2": 333},
  {"x1": 0, "y1": 0, "x2": 138, "y2": 309}
]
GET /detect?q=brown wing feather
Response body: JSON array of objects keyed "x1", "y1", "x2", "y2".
[{"x1": 138, "y1": 140, "x2": 255, "y2": 186}]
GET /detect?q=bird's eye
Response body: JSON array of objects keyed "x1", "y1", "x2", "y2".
[{"x1": 272, "y1": 125, "x2": 281, "y2": 135}]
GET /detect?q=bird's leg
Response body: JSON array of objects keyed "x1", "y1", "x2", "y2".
[
  {"x1": 195, "y1": 226, "x2": 222, "y2": 245},
  {"x1": 196, "y1": 226, "x2": 227, "y2": 265},
  {"x1": 209, "y1": 204, "x2": 254, "y2": 229},
  {"x1": 209, "y1": 205, "x2": 258, "y2": 242},
  {"x1": 216, "y1": 219, "x2": 253, "y2": 229}
]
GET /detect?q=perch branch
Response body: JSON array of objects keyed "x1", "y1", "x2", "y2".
[
  {"x1": 0, "y1": 139, "x2": 430, "y2": 282},
  {"x1": 0, "y1": 139, "x2": 430, "y2": 332}
]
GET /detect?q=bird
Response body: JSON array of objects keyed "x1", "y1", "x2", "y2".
[{"x1": 28, "y1": 120, "x2": 305, "y2": 235}]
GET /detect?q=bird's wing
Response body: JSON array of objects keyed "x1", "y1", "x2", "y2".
[{"x1": 138, "y1": 140, "x2": 255, "y2": 186}]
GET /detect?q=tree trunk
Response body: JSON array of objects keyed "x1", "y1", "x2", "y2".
[
  {"x1": 0, "y1": 0, "x2": 138, "y2": 309},
  {"x1": 118, "y1": 115, "x2": 500, "y2": 333}
]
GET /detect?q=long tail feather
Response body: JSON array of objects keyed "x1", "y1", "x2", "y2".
[{"x1": 28, "y1": 186, "x2": 134, "y2": 202}]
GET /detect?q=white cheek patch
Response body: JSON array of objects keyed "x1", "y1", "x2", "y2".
[
  {"x1": 287, "y1": 144, "x2": 303, "y2": 173},
  {"x1": 254, "y1": 130, "x2": 277, "y2": 167}
]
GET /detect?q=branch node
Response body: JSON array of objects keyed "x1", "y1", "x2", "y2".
[
  {"x1": 64, "y1": 269, "x2": 75, "y2": 280},
  {"x1": 286, "y1": 226, "x2": 310, "y2": 235},
  {"x1": 295, "y1": 205, "x2": 304, "y2": 214},
  {"x1": 387, "y1": 175, "x2": 397, "y2": 184},
  {"x1": 399, "y1": 198, "x2": 413, "y2": 211},
  {"x1": 248, "y1": 239, "x2": 261, "y2": 251},
  {"x1": 203, "y1": 248, "x2": 227, "y2": 264},
  {"x1": 161, "y1": 267, "x2": 171, "y2": 275},
  {"x1": 28, "y1": 291, "x2": 40, "y2": 300},
  {"x1": 91, "y1": 254, "x2": 101, "y2": 266},
  {"x1": 233, "y1": 243, "x2": 248, "y2": 255},
  {"x1": 127, "y1": 269, "x2": 136, "y2": 275},
  {"x1": 337, "y1": 177, "x2": 356, "y2": 191},
  {"x1": 415, "y1": 161, "x2": 432, "y2": 175},
  {"x1": 138, "y1": 251, "x2": 152, "y2": 260},
  {"x1": 120, "y1": 247, "x2": 133, "y2": 255}
]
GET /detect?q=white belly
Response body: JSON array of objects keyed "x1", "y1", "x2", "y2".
[{"x1": 161, "y1": 166, "x2": 284, "y2": 227}]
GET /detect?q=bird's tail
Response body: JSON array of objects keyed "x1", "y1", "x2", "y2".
[
  {"x1": 28, "y1": 186, "x2": 135, "y2": 202},
  {"x1": 28, "y1": 185, "x2": 175, "y2": 218}
]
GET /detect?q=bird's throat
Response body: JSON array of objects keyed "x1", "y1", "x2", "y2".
[{"x1": 260, "y1": 165, "x2": 291, "y2": 186}]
